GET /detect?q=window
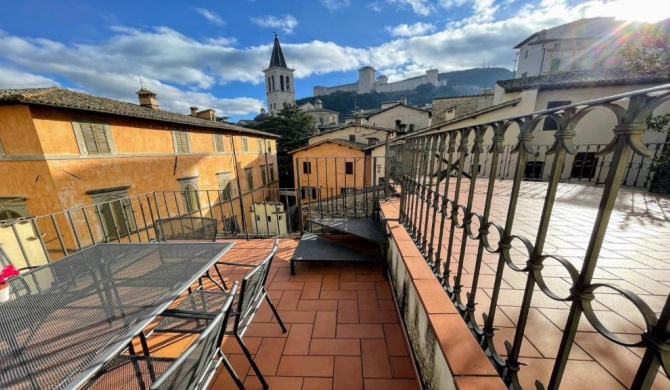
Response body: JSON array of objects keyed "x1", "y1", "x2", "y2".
[
  {"x1": 408, "y1": 124, "x2": 415, "y2": 132},
  {"x1": 283, "y1": 102, "x2": 287, "y2": 108},
  {"x1": 349, "y1": 134, "x2": 356, "y2": 142},
  {"x1": 301, "y1": 186, "x2": 317, "y2": 199},
  {"x1": 571, "y1": 152, "x2": 598, "y2": 179},
  {"x1": 0, "y1": 197, "x2": 27, "y2": 220},
  {"x1": 345, "y1": 161, "x2": 354, "y2": 175},
  {"x1": 303, "y1": 161, "x2": 312, "y2": 174},
  {"x1": 368, "y1": 138, "x2": 379, "y2": 145},
  {"x1": 280, "y1": 75, "x2": 285, "y2": 91},
  {"x1": 74, "y1": 122, "x2": 113, "y2": 155},
  {"x1": 271, "y1": 75, "x2": 275, "y2": 91},
  {"x1": 242, "y1": 137, "x2": 249, "y2": 152},
  {"x1": 257, "y1": 139, "x2": 263, "y2": 152},
  {"x1": 177, "y1": 178, "x2": 200, "y2": 213},
  {"x1": 550, "y1": 58, "x2": 561, "y2": 73},
  {"x1": 218, "y1": 172, "x2": 232, "y2": 200},
  {"x1": 261, "y1": 165, "x2": 268, "y2": 185},
  {"x1": 266, "y1": 140, "x2": 273, "y2": 153},
  {"x1": 543, "y1": 101, "x2": 571, "y2": 131},
  {"x1": 87, "y1": 186, "x2": 134, "y2": 239},
  {"x1": 554, "y1": 43, "x2": 561, "y2": 49},
  {"x1": 524, "y1": 50, "x2": 528, "y2": 59},
  {"x1": 286, "y1": 76, "x2": 290, "y2": 91},
  {"x1": 245, "y1": 167, "x2": 254, "y2": 190},
  {"x1": 267, "y1": 77, "x2": 271, "y2": 92},
  {"x1": 213, "y1": 134, "x2": 225, "y2": 152},
  {"x1": 0, "y1": 137, "x2": 5, "y2": 156},
  {"x1": 173, "y1": 131, "x2": 190, "y2": 154},
  {"x1": 269, "y1": 163, "x2": 276, "y2": 182}
]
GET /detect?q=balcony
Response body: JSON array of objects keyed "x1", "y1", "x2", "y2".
[{"x1": 1, "y1": 84, "x2": 670, "y2": 389}]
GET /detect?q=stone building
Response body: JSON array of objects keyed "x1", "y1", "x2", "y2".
[
  {"x1": 263, "y1": 34, "x2": 295, "y2": 116},
  {"x1": 298, "y1": 99, "x2": 339, "y2": 131},
  {"x1": 0, "y1": 87, "x2": 279, "y2": 227},
  {"x1": 431, "y1": 93, "x2": 494, "y2": 125},
  {"x1": 514, "y1": 17, "x2": 634, "y2": 78},
  {"x1": 344, "y1": 99, "x2": 432, "y2": 131},
  {"x1": 314, "y1": 66, "x2": 444, "y2": 96}
]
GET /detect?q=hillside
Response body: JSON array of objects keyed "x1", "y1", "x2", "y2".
[{"x1": 297, "y1": 67, "x2": 513, "y2": 118}]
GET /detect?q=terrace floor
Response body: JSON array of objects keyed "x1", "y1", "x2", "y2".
[
  {"x1": 138, "y1": 239, "x2": 419, "y2": 390},
  {"x1": 398, "y1": 178, "x2": 670, "y2": 389}
]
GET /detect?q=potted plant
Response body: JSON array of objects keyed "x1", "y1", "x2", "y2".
[{"x1": 0, "y1": 265, "x2": 19, "y2": 303}]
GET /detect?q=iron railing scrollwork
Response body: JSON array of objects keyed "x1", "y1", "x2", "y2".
[{"x1": 389, "y1": 84, "x2": 670, "y2": 389}]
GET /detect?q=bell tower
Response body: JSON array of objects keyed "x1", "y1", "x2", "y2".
[{"x1": 263, "y1": 34, "x2": 295, "y2": 116}]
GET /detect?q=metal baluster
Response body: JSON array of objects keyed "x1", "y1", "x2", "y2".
[
  {"x1": 417, "y1": 135, "x2": 436, "y2": 252},
  {"x1": 427, "y1": 133, "x2": 448, "y2": 268},
  {"x1": 547, "y1": 93, "x2": 664, "y2": 389},
  {"x1": 434, "y1": 132, "x2": 456, "y2": 283},
  {"x1": 410, "y1": 137, "x2": 426, "y2": 239}
]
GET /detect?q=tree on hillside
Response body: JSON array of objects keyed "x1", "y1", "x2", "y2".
[
  {"x1": 244, "y1": 106, "x2": 315, "y2": 187},
  {"x1": 619, "y1": 23, "x2": 670, "y2": 192}
]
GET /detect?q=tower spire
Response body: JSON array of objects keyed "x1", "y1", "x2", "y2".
[{"x1": 269, "y1": 33, "x2": 288, "y2": 68}]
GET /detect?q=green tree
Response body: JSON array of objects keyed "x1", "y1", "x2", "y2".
[
  {"x1": 245, "y1": 106, "x2": 315, "y2": 187},
  {"x1": 619, "y1": 23, "x2": 670, "y2": 192},
  {"x1": 619, "y1": 23, "x2": 670, "y2": 73}
]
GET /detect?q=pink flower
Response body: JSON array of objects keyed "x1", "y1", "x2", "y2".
[{"x1": 0, "y1": 265, "x2": 19, "y2": 284}]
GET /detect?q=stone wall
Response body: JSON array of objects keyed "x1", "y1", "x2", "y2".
[{"x1": 432, "y1": 94, "x2": 494, "y2": 125}]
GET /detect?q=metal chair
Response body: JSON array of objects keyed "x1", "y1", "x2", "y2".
[
  {"x1": 83, "y1": 282, "x2": 239, "y2": 390},
  {"x1": 154, "y1": 217, "x2": 218, "y2": 242},
  {"x1": 153, "y1": 240, "x2": 286, "y2": 390}
]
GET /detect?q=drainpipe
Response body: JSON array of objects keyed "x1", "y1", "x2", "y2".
[{"x1": 230, "y1": 133, "x2": 249, "y2": 240}]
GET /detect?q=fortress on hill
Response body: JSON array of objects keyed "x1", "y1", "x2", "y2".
[{"x1": 313, "y1": 66, "x2": 448, "y2": 96}]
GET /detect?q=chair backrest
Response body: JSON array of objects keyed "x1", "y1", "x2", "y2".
[
  {"x1": 235, "y1": 240, "x2": 279, "y2": 330},
  {"x1": 154, "y1": 217, "x2": 218, "y2": 242},
  {"x1": 151, "y1": 282, "x2": 237, "y2": 390}
]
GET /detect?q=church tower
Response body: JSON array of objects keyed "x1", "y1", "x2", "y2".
[{"x1": 263, "y1": 34, "x2": 295, "y2": 116}]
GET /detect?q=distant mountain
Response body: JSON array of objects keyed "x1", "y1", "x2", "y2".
[{"x1": 297, "y1": 67, "x2": 513, "y2": 119}]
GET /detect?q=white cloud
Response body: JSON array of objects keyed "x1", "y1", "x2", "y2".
[
  {"x1": 321, "y1": 0, "x2": 351, "y2": 11},
  {"x1": 385, "y1": 22, "x2": 436, "y2": 37},
  {"x1": 0, "y1": 0, "x2": 658, "y2": 117},
  {"x1": 250, "y1": 15, "x2": 298, "y2": 34},
  {"x1": 385, "y1": 0, "x2": 434, "y2": 16},
  {"x1": 0, "y1": 66, "x2": 60, "y2": 88},
  {"x1": 194, "y1": 8, "x2": 225, "y2": 27},
  {"x1": 367, "y1": 2, "x2": 384, "y2": 11}
]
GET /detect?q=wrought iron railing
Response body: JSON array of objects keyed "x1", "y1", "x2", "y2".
[{"x1": 388, "y1": 84, "x2": 670, "y2": 389}]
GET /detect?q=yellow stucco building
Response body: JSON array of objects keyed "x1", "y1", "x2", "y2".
[{"x1": 0, "y1": 87, "x2": 279, "y2": 256}]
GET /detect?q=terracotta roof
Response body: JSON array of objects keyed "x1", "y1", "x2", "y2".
[
  {"x1": 0, "y1": 87, "x2": 278, "y2": 138},
  {"x1": 496, "y1": 68, "x2": 670, "y2": 92},
  {"x1": 315, "y1": 123, "x2": 395, "y2": 137},
  {"x1": 345, "y1": 103, "x2": 431, "y2": 119}
]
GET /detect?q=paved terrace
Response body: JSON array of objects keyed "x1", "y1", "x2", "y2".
[
  {"x1": 137, "y1": 239, "x2": 419, "y2": 390},
  {"x1": 397, "y1": 178, "x2": 670, "y2": 389}
]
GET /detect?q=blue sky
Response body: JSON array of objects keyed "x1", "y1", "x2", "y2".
[{"x1": 0, "y1": 0, "x2": 666, "y2": 122}]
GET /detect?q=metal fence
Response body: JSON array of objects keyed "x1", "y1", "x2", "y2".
[
  {"x1": 388, "y1": 84, "x2": 670, "y2": 389},
  {"x1": 0, "y1": 163, "x2": 388, "y2": 264}
]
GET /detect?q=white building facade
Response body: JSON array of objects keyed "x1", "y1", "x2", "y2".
[{"x1": 264, "y1": 34, "x2": 296, "y2": 116}]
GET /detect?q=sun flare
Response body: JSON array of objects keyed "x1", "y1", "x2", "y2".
[{"x1": 587, "y1": 0, "x2": 670, "y2": 23}]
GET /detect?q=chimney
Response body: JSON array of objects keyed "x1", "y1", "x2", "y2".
[
  {"x1": 136, "y1": 89, "x2": 158, "y2": 110},
  {"x1": 196, "y1": 109, "x2": 217, "y2": 121},
  {"x1": 190, "y1": 107, "x2": 198, "y2": 117},
  {"x1": 354, "y1": 115, "x2": 363, "y2": 124}
]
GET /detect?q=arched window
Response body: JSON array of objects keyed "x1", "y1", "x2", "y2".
[
  {"x1": 280, "y1": 75, "x2": 285, "y2": 91},
  {"x1": 267, "y1": 77, "x2": 271, "y2": 92},
  {"x1": 271, "y1": 76, "x2": 275, "y2": 91},
  {"x1": 182, "y1": 183, "x2": 200, "y2": 213},
  {"x1": 286, "y1": 76, "x2": 290, "y2": 91}
]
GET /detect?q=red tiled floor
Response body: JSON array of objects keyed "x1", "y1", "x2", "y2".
[{"x1": 141, "y1": 238, "x2": 419, "y2": 390}]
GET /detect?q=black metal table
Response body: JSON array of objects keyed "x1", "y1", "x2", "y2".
[{"x1": 0, "y1": 242, "x2": 234, "y2": 390}]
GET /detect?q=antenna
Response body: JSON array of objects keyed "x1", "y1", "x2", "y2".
[{"x1": 138, "y1": 74, "x2": 145, "y2": 89}]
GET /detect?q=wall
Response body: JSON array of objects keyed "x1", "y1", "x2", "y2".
[
  {"x1": 292, "y1": 143, "x2": 369, "y2": 200},
  {"x1": 309, "y1": 126, "x2": 390, "y2": 146},
  {"x1": 380, "y1": 200, "x2": 506, "y2": 390},
  {"x1": 368, "y1": 105, "x2": 431, "y2": 130},
  {"x1": 432, "y1": 94, "x2": 494, "y2": 125}
]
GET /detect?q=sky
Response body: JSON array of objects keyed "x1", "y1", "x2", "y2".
[{"x1": 0, "y1": 0, "x2": 667, "y2": 122}]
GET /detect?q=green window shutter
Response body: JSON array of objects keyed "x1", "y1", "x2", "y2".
[
  {"x1": 176, "y1": 132, "x2": 189, "y2": 153},
  {"x1": 93, "y1": 124, "x2": 111, "y2": 153},
  {"x1": 81, "y1": 123, "x2": 99, "y2": 153},
  {"x1": 214, "y1": 134, "x2": 224, "y2": 152}
]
